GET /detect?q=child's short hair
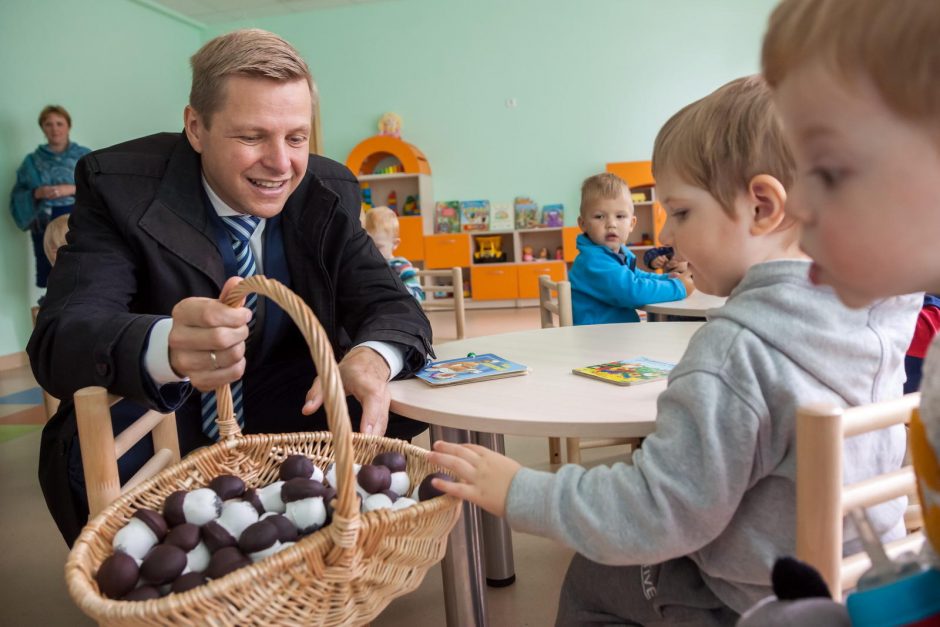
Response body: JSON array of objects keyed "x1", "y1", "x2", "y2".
[
  {"x1": 580, "y1": 173, "x2": 630, "y2": 215},
  {"x1": 762, "y1": 0, "x2": 940, "y2": 124},
  {"x1": 651, "y1": 75, "x2": 794, "y2": 215},
  {"x1": 43, "y1": 215, "x2": 70, "y2": 265},
  {"x1": 363, "y1": 206, "x2": 399, "y2": 239}
]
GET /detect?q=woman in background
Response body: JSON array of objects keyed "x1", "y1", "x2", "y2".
[{"x1": 10, "y1": 105, "x2": 90, "y2": 288}]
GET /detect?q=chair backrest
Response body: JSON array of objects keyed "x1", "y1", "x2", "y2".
[
  {"x1": 796, "y1": 393, "x2": 925, "y2": 599},
  {"x1": 30, "y1": 305, "x2": 60, "y2": 420},
  {"x1": 415, "y1": 267, "x2": 466, "y2": 340},
  {"x1": 538, "y1": 274, "x2": 573, "y2": 329},
  {"x1": 74, "y1": 386, "x2": 181, "y2": 517}
]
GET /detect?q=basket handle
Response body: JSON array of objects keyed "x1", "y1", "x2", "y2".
[{"x1": 215, "y1": 275, "x2": 360, "y2": 531}]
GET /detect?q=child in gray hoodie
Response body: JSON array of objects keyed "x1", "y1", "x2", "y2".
[{"x1": 428, "y1": 76, "x2": 920, "y2": 625}]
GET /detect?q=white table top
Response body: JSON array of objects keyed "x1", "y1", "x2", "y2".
[
  {"x1": 389, "y1": 322, "x2": 703, "y2": 438},
  {"x1": 639, "y1": 291, "x2": 727, "y2": 317}
]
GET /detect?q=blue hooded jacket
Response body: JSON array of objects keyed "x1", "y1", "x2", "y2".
[{"x1": 569, "y1": 233, "x2": 686, "y2": 325}]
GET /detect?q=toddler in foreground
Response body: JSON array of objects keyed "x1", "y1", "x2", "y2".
[{"x1": 430, "y1": 76, "x2": 918, "y2": 625}]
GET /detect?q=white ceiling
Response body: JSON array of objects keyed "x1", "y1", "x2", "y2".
[{"x1": 150, "y1": 0, "x2": 399, "y2": 24}]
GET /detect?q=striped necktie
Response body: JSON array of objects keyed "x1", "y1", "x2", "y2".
[{"x1": 201, "y1": 214, "x2": 261, "y2": 440}]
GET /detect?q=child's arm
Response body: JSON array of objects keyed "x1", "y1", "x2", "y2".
[
  {"x1": 643, "y1": 247, "x2": 673, "y2": 269},
  {"x1": 431, "y1": 369, "x2": 762, "y2": 565},
  {"x1": 571, "y1": 254, "x2": 688, "y2": 309}
]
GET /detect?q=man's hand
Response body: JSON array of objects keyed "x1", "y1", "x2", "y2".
[
  {"x1": 167, "y1": 276, "x2": 252, "y2": 391},
  {"x1": 303, "y1": 346, "x2": 392, "y2": 435},
  {"x1": 427, "y1": 441, "x2": 522, "y2": 517},
  {"x1": 670, "y1": 267, "x2": 696, "y2": 297}
]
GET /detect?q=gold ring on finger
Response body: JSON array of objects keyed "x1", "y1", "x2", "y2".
[{"x1": 209, "y1": 351, "x2": 219, "y2": 370}]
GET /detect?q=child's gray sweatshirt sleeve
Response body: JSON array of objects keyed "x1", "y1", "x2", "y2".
[{"x1": 505, "y1": 369, "x2": 763, "y2": 565}]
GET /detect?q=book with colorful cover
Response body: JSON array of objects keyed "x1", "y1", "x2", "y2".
[
  {"x1": 434, "y1": 201, "x2": 461, "y2": 233},
  {"x1": 460, "y1": 200, "x2": 491, "y2": 231},
  {"x1": 572, "y1": 356, "x2": 675, "y2": 386},
  {"x1": 490, "y1": 202, "x2": 514, "y2": 231},
  {"x1": 416, "y1": 353, "x2": 529, "y2": 386}
]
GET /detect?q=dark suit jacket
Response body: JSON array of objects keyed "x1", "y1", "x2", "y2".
[{"x1": 28, "y1": 132, "x2": 432, "y2": 543}]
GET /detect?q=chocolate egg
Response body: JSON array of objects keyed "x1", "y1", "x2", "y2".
[
  {"x1": 372, "y1": 451, "x2": 407, "y2": 473},
  {"x1": 113, "y1": 512, "x2": 164, "y2": 560},
  {"x1": 206, "y1": 546, "x2": 251, "y2": 580},
  {"x1": 165, "y1": 523, "x2": 200, "y2": 552},
  {"x1": 216, "y1": 500, "x2": 259, "y2": 540},
  {"x1": 357, "y1": 464, "x2": 392, "y2": 494},
  {"x1": 239, "y1": 519, "x2": 281, "y2": 562},
  {"x1": 209, "y1": 475, "x2": 246, "y2": 501},
  {"x1": 281, "y1": 478, "x2": 327, "y2": 503},
  {"x1": 279, "y1": 454, "x2": 314, "y2": 481},
  {"x1": 96, "y1": 552, "x2": 140, "y2": 599},
  {"x1": 170, "y1": 571, "x2": 207, "y2": 594},
  {"x1": 201, "y1": 520, "x2": 237, "y2": 553},
  {"x1": 242, "y1": 488, "x2": 266, "y2": 515},
  {"x1": 140, "y1": 544, "x2": 187, "y2": 585},
  {"x1": 261, "y1": 513, "x2": 299, "y2": 543},
  {"x1": 363, "y1": 493, "x2": 395, "y2": 512},
  {"x1": 122, "y1": 585, "x2": 161, "y2": 601},
  {"x1": 255, "y1": 481, "x2": 286, "y2": 514},
  {"x1": 417, "y1": 472, "x2": 453, "y2": 501}
]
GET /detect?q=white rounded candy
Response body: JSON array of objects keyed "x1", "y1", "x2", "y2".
[
  {"x1": 389, "y1": 471, "x2": 410, "y2": 497},
  {"x1": 391, "y1": 497, "x2": 418, "y2": 511},
  {"x1": 183, "y1": 488, "x2": 223, "y2": 526},
  {"x1": 113, "y1": 518, "x2": 158, "y2": 561},
  {"x1": 362, "y1": 493, "x2": 395, "y2": 512},
  {"x1": 184, "y1": 541, "x2": 211, "y2": 574},
  {"x1": 285, "y1": 497, "x2": 326, "y2": 534},
  {"x1": 257, "y1": 481, "x2": 286, "y2": 514},
  {"x1": 217, "y1": 501, "x2": 259, "y2": 540}
]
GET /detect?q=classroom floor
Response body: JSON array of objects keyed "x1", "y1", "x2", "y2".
[{"x1": 0, "y1": 306, "x2": 630, "y2": 626}]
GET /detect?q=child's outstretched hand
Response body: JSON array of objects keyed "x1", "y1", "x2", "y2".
[
  {"x1": 428, "y1": 441, "x2": 522, "y2": 518},
  {"x1": 671, "y1": 267, "x2": 695, "y2": 297},
  {"x1": 650, "y1": 254, "x2": 669, "y2": 270},
  {"x1": 664, "y1": 258, "x2": 688, "y2": 274}
]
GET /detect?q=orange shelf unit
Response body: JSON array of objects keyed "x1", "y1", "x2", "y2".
[
  {"x1": 563, "y1": 226, "x2": 581, "y2": 262},
  {"x1": 517, "y1": 261, "x2": 567, "y2": 299},
  {"x1": 396, "y1": 216, "x2": 424, "y2": 262},
  {"x1": 606, "y1": 161, "x2": 654, "y2": 188},
  {"x1": 471, "y1": 265, "x2": 519, "y2": 301},
  {"x1": 346, "y1": 136, "x2": 431, "y2": 176},
  {"x1": 424, "y1": 233, "x2": 470, "y2": 269}
]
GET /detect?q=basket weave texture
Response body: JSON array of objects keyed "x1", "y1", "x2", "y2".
[{"x1": 65, "y1": 275, "x2": 461, "y2": 626}]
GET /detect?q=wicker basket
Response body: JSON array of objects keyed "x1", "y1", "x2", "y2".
[{"x1": 66, "y1": 275, "x2": 461, "y2": 626}]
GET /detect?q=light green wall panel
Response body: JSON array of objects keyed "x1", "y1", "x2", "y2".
[
  {"x1": 209, "y1": 0, "x2": 778, "y2": 216},
  {"x1": 0, "y1": 0, "x2": 201, "y2": 356}
]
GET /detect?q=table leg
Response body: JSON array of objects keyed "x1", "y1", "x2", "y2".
[
  {"x1": 471, "y1": 431, "x2": 516, "y2": 587},
  {"x1": 646, "y1": 311, "x2": 664, "y2": 322},
  {"x1": 430, "y1": 425, "x2": 488, "y2": 626}
]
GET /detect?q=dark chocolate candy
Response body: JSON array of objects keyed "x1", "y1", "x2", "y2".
[
  {"x1": 165, "y1": 523, "x2": 200, "y2": 552},
  {"x1": 264, "y1": 514, "x2": 298, "y2": 543},
  {"x1": 242, "y1": 488, "x2": 266, "y2": 515},
  {"x1": 357, "y1": 464, "x2": 392, "y2": 494},
  {"x1": 281, "y1": 478, "x2": 327, "y2": 503},
  {"x1": 209, "y1": 475, "x2": 246, "y2": 500},
  {"x1": 96, "y1": 552, "x2": 140, "y2": 599},
  {"x1": 418, "y1": 472, "x2": 453, "y2": 501},
  {"x1": 200, "y1": 520, "x2": 236, "y2": 553},
  {"x1": 170, "y1": 571, "x2": 207, "y2": 594},
  {"x1": 122, "y1": 585, "x2": 161, "y2": 601},
  {"x1": 163, "y1": 491, "x2": 187, "y2": 527},
  {"x1": 133, "y1": 509, "x2": 168, "y2": 541},
  {"x1": 206, "y1": 546, "x2": 251, "y2": 580},
  {"x1": 279, "y1": 454, "x2": 314, "y2": 481},
  {"x1": 372, "y1": 451, "x2": 407, "y2": 473},
  {"x1": 140, "y1": 544, "x2": 187, "y2": 585},
  {"x1": 380, "y1": 489, "x2": 400, "y2": 502},
  {"x1": 238, "y1": 520, "x2": 279, "y2": 554}
]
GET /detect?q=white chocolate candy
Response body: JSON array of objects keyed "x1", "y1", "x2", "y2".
[
  {"x1": 325, "y1": 462, "x2": 361, "y2": 489},
  {"x1": 248, "y1": 542, "x2": 282, "y2": 563},
  {"x1": 391, "y1": 497, "x2": 418, "y2": 511},
  {"x1": 309, "y1": 464, "x2": 324, "y2": 483},
  {"x1": 183, "y1": 541, "x2": 211, "y2": 574},
  {"x1": 257, "y1": 481, "x2": 286, "y2": 514},
  {"x1": 362, "y1": 493, "x2": 395, "y2": 512},
  {"x1": 217, "y1": 501, "x2": 259, "y2": 540},
  {"x1": 389, "y1": 471, "x2": 410, "y2": 497},
  {"x1": 285, "y1": 497, "x2": 326, "y2": 533},
  {"x1": 183, "y1": 488, "x2": 223, "y2": 526},
  {"x1": 113, "y1": 518, "x2": 158, "y2": 561}
]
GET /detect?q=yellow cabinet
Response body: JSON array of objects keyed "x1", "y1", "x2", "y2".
[
  {"x1": 470, "y1": 265, "x2": 519, "y2": 300},
  {"x1": 424, "y1": 233, "x2": 470, "y2": 269},
  {"x1": 517, "y1": 261, "x2": 566, "y2": 299}
]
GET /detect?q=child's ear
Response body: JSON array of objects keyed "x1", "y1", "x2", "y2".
[
  {"x1": 577, "y1": 215, "x2": 585, "y2": 231},
  {"x1": 393, "y1": 236, "x2": 401, "y2": 250},
  {"x1": 747, "y1": 174, "x2": 788, "y2": 236}
]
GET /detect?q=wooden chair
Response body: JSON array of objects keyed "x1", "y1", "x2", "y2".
[
  {"x1": 416, "y1": 267, "x2": 466, "y2": 341},
  {"x1": 796, "y1": 394, "x2": 925, "y2": 599},
  {"x1": 538, "y1": 275, "x2": 638, "y2": 464},
  {"x1": 30, "y1": 305, "x2": 60, "y2": 420},
  {"x1": 74, "y1": 386, "x2": 181, "y2": 517}
]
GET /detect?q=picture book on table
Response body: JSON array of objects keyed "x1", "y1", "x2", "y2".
[
  {"x1": 460, "y1": 200, "x2": 491, "y2": 231},
  {"x1": 416, "y1": 353, "x2": 529, "y2": 386},
  {"x1": 572, "y1": 357, "x2": 675, "y2": 386},
  {"x1": 434, "y1": 201, "x2": 460, "y2": 233}
]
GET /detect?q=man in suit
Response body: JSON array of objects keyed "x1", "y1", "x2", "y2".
[{"x1": 28, "y1": 29, "x2": 432, "y2": 544}]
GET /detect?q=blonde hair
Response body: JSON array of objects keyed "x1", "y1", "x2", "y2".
[
  {"x1": 38, "y1": 105, "x2": 71, "y2": 128},
  {"x1": 762, "y1": 0, "x2": 940, "y2": 124},
  {"x1": 363, "y1": 206, "x2": 399, "y2": 239},
  {"x1": 43, "y1": 215, "x2": 70, "y2": 265},
  {"x1": 652, "y1": 75, "x2": 795, "y2": 216},
  {"x1": 580, "y1": 173, "x2": 631, "y2": 215},
  {"x1": 190, "y1": 29, "x2": 316, "y2": 127}
]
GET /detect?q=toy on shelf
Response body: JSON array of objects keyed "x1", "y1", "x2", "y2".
[
  {"x1": 640, "y1": 233, "x2": 654, "y2": 245},
  {"x1": 554, "y1": 247, "x2": 564, "y2": 260},
  {"x1": 435, "y1": 201, "x2": 460, "y2": 234},
  {"x1": 490, "y1": 203, "x2": 514, "y2": 231},
  {"x1": 373, "y1": 163, "x2": 404, "y2": 175},
  {"x1": 460, "y1": 200, "x2": 490, "y2": 232},
  {"x1": 473, "y1": 235, "x2": 507, "y2": 263},
  {"x1": 402, "y1": 195, "x2": 419, "y2": 216},
  {"x1": 541, "y1": 204, "x2": 564, "y2": 228},
  {"x1": 361, "y1": 184, "x2": 373, "y2": 211},
  {"x1": 378, "y1": 112, "x2": 402, "y2": 138},
  {"x1": 537, "y1": 247, "x2": 549, "y2": 260},
  {"x1": 631, "y1": 192, "x2": 648, "y2": 203},
  {"x1": 514, "y1": 196, "x2": 540, "y2": 229},
  {"x1": 386, "y1": 190, "x2": 398, "y2": 212},
  {"x1": 522, "y1": 245, "x2": 534, "y2": 262}
]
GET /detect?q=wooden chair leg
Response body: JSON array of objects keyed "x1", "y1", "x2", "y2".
[
  {"x1": 74, "y1": 386, "x2": 121, "y2": 518},
  {"x1": 548, "y1": 437, "x2": 562, "y2": 464},
  {"x1": 566, "y1": 438, "x2": 582, "y2": 465},
  {"x1": 152, "y1": 414, "x2": 182, "y2": 465}
]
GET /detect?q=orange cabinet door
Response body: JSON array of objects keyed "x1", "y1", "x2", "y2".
[
  {"x1": 563, "y1": 226, "x2": 581, "y2": 262},
  {"x1": 471, "y1": 265, "x2": 519, "y2": 300},
  {"x1": 396, "y1": 216, "x2": 424, "y2": 261},
  {"x1": 424, "y1": 233, "x2": 470, "y2": 269},
  {"x1": 517, "y1": 261, "x2": 567, "y2": 299}
]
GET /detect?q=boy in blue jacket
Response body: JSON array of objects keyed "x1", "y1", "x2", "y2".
[{"x1": 569, "y1": 173, "x2": 693, "y2": 325}]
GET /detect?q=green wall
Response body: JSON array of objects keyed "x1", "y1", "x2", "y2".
[
  {"x1": 0, "y1": 0, "x2": 777, "y2": 357},
  {"x1": 0, "y1": 0, "x2": 201, "y2": 356}
]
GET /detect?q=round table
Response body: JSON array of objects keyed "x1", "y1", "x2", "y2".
[
  {"x1": 389, "y1": 321, "x2": 703, "y2": 626},
  {"x1": 639, "y1": 291, "x2": 727, "y2": 321}
]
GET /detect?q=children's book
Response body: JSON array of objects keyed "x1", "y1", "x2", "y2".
[
  {"x1": 514, "y1": 196, "x2": 540, "y2": 229},
  {"x1": 541, "y1": 203, "x2": 564, "y2": 227},
  {"x1": 460, "y1": 200, "x2": 491, "y2": 231},
  {"x1": 417, "y1": 353, "x2": 529, "y2": 386},
  {"x1": 435, "y1": 201, "x2": 461, "y2": 233},
  {"x1": 490, "y1": 202, "x2": 514, "y2": 231},
  {"x1": 572, "y1": 356, "x2": 675, "y2": 386}
]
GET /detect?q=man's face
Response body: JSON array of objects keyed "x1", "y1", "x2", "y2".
[
  {"x1": 185, "y1": 75, "x2": 311, "y2": 219},
  {"x1": 775, "y1": 62, "x2": 940, "y2": 307},
  {"x1": 577, "y1": 194, "x2": 637, "y2": 253}
]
